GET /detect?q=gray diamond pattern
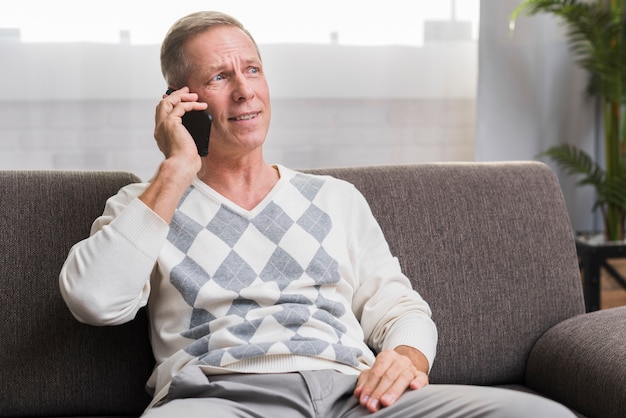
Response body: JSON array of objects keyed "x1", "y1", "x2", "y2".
[
  {"x1": 259, "y1": 247, "x2": 305, "y2": 290},
  {"x1": 290, "y1": 173, "x2": 324, "y2": 201},
  {"x1": 272, "y1": 304, "x2": 311, "y2": 332},
  {"x1": 297, "y1": 204, "x2": 332, "y2": 243},
  {"x1": 228, "y1": 317, "x2": 263, "y2": 342},
  {"x1": 185, "y1": 337, "x2": 211, "y2": 357},
  {"x1": 181, "y1": 309, "x2": 215, "y2": 340},
  {"x1": 167, "y1": 175, "x2": 362, "y2": 368},
  {"x1": 206, "y1": 205, "x2": 249, "y2": 247},
  {"x1": 168, "y1": 211, "x2": 204, "y2": 254},
  {"x1": 305, "y1": 247, "x2": 340, "y2": 284},
  {"x1": 170, "y1": 256, "x2": 210, "y2": 306},
  {"x1": 289, "y1": 337, "x2": 330, "y2": 356},
  {"x1": 251, "y1": 201, "x2": 294, "y2": 244},
  {"x1": 212, "y1": 251, "x2": 258, "y2": 293},
  {"x1": 227, "y1": 297, "x2": 261, "y2": 317}
]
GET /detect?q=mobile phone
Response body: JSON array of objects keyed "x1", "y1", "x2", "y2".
[
  {"x1": 182, "y1": 111, "x2": 212, "y2": 157},
  {"x1": 165, "y1": 88, "x2": 212, "y2": 156}
]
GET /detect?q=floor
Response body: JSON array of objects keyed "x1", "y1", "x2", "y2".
[
  {"x1": 603, "y1": 287, "x2": 626, "y2": 309},
  {"x1": 598, "y1": 259, "x2": 626, "y2": 309}
]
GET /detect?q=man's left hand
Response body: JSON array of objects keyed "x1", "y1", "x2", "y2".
[{"x1": 354, "y1": 346, "x2": 429, "y2": 413}]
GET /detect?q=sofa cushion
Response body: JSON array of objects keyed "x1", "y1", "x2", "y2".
[
  {"x1": 0, "y1": 171, "x2": 154, "y2": 417},
  {"x1": 526, "y1": 306, "x2": 626, "y2": 418}
]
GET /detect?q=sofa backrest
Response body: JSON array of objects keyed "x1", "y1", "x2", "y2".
[
  {"x1": 0, "y1": 171, "x2": 154, "y2": 417},
  {"x1": 307, "y1": 162, "x2": 585, "y2": 385}
]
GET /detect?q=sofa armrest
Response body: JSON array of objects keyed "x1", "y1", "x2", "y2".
[{"x1": 525, "y1": 306, "x2": 626, "y2": 418}]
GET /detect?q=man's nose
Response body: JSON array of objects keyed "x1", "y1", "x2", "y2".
[{"x1": 232, "y1": 74, "x2": 254, "y2": 102}]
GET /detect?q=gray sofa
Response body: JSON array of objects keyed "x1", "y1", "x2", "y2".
[{"x1": 1, "y1": 162, "x2": 625, "y2": 418}]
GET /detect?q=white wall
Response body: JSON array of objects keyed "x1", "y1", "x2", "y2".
[
  {"x1": 0, "y1": 37, "x2": 477, "y2": 181},
  {"x1": 476, "y1": 0, "x2": 597, "y2": 232}
]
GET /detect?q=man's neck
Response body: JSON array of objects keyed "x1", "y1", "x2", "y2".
[{"x1": 197, "y1": 157, "x2": 280, "y2": 211}]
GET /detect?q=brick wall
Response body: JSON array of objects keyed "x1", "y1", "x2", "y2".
[{"x1": 0, "y1": 97, "x2": 474, "y2": 181}]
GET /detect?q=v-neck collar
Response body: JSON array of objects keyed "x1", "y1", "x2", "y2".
[{"x1": 190, "y1": 164, "x2": 288, "y2": 218}]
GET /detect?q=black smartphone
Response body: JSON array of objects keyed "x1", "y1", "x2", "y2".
[{"x1": 165, "y1": 88, "x2": 212, "y2": 156}]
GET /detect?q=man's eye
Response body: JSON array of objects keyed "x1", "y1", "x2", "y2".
[
  {"x1": 248, "y1": 67, "x2": 259, "y2": 75},
  {"x1": 213, "y1": 74, "x2": 224, "y2": 81}
]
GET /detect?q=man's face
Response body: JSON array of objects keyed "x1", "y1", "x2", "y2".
[{"x1": 184, "y1": 25, "x2": 271, "y2": 156}]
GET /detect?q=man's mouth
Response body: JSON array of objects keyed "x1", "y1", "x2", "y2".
[{"x1": 230, "y1": 112, "x2": 259, "y2": 121}]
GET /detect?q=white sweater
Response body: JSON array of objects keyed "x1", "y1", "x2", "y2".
[{"x1": 60, "y1": 165, "x2": 437, "y2": 408}]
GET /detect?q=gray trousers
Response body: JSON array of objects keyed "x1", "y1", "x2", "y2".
[{"x1": 142, "y1": 368, "x2": 575, "y2": 418}]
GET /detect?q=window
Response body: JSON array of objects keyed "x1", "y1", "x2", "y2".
[{"x1": 0, "y1": 0, "x2": 480, "y2": 179}]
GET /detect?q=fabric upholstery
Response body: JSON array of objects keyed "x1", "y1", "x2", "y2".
[
  {"x1": 526, "y1": 306, "x2": 626, "y2": 418},
  {"x1": 0, "y1": 171, "x2": 154, "y2": 417},
  {"x1": 0, "y1": 162, "x2": 604, "y2": 417},
  {"x1": 307, "y1": 162, "x2": 585, "y2": 385}
]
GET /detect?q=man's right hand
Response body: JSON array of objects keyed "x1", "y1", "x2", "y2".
[
  {"x1": 140, "y1": 87, "x2": 208, "y2": 223},
  {"x1": 155, "y1": 86, "x2": 207, "y2": 165}
]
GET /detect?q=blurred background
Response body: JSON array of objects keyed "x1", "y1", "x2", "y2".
[
  {"x1": 0, "y1": 0, "x2": 597, "y2": 232},
  {"x1": 0, "y1": 1, "x2": 479, "y2": 178}
]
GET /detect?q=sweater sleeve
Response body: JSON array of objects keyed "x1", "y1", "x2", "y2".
[
  {"x1": 347, "y1": 186, "x2": 438, "y2": 371},
  {"x1": 59, "y1": 183, "x2": 169, "y2": 326}
]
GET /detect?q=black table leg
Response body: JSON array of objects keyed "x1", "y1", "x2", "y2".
[{"x1": 580, "y1": 253, "x2": 601, "y2": 312}]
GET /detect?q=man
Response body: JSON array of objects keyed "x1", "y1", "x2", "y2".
[{"x1": 60, "y1": 11, "x2": 574, "y2": 417}]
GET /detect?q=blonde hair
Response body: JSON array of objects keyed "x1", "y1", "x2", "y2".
[{"x1": 160, "y1": 11, "x2": 260, "y2": 88}]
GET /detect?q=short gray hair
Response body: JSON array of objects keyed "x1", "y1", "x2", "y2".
[{"x1": 160, "y1": 11, "x2": 260, "y2": 88}]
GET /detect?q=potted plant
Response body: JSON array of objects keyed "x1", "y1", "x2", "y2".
[{"x1": 510, "y1": 0, "x2": 626, "y2": 242}]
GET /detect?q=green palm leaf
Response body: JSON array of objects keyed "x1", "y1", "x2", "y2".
[
  {"x1": 511, "y1": 0, "x2": 626, "y2": 102},
  {"x1": 514, "y1": 0, "x2": 626, "y2": 240},
  {"x1": 600, "y1": 169, "x2": 626, "y2": 207},
  {"x1": 538, "y1": 144, "x2": 604, "y2": 189}
]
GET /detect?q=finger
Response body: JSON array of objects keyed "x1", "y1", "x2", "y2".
[
  {"x1": 356, "y1": 356, "x2": 390, "y2": 401},
  {"x1": 358, "y1": 362, "x2": 398, "y2": 412},
  {"x1": 377, "y1": 366, "x2": 421, "y2": 408},
  {"x1": 409, "y1": 371, "x2": 429, "y2": 390},
  {"x1": 166, "y1": 86, "x2": 207, "y2": 110},
  {"x1": 157, "y1": 86, "x2": 199, "y2": 111},
  {"x1": 165, "y1": 86, "x2": 189, "y2": 97},
  {"x1": 153, "y1": 94, "x2": 202, "y2": 157},
  {"x1": 155, "y1": 91, "x2": 207, "y2": 130},
  {"x1": 353, "y1": 371, "x2": 367, "y2": 398},
  {"x1": 360, "y1": 351, "x2": 424, "y2": 412}
]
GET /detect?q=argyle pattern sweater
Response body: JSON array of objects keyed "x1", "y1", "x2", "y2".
[{"x1": 60, "y1": 165, "x2": 437, "y2": 408}]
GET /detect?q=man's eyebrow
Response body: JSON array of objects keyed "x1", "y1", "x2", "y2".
[
  {"x1": 210, "y1": 56, "x2": 261, "y2": 69},
  {"x1": 241, "y1": 56, "x2": 262, "y2": 66}
]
